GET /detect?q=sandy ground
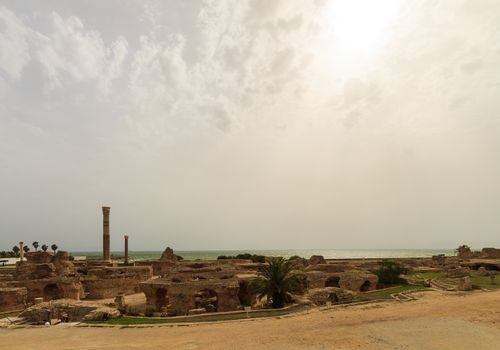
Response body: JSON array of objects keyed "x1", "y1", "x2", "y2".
[{"x1": 1, "y1": 290, "x2": 499, "y2": 350}]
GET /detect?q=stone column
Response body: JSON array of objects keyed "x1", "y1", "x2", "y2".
[
  {"x1": 19, "y1": 241, "x2": 24, "y2": 262},
  {"x1": 124, "y1": 235, "x2": 129, "y2": 265},
  {"x1": 102, "y1": 206, "x2": 111, "y2": 261}
]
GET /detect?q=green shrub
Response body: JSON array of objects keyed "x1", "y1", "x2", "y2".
[
  {"x1": 375, "y1": 260, "x2": 408, "y2": 284},
  {"x1": 124, "y1": 305, "x2": 141, "y2": 316},
  {"x1": 217, "y1": 254, "x2": 265, "y2": 263}
]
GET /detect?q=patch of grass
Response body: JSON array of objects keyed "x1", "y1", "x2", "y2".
[
  {"x1": 85, "y1": 305, "x2": 308, "y2": 326},
  {"x1": 469, "y1": 271, "x2": 500, "y2": 290},
  {"x1": 408, "y1": 271, "x2": 499, "y2": 290},
  {"x1": 407, "y1": 272, "x2": 446, "y2": 281},
  {"x1": 354, "y1": 284, "x2": 428, "y2": 301},
  {"x1": 0, "y1": 311, "x2": 20, "y2": 318}
]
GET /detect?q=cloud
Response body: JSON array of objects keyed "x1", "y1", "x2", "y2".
[
  {"x1": 0, "y1": 6, "x2": 129, "y2": 93},
  {"x1": 123, "y1": 0, "x2": 317, "y2": 137},
  {"x1": 128, "y1": 33, "x2": 189, "y2": 120},
  {"x1": 1, "y1": 0, "x2": 500, "y2": 250},
  {"x1": 34, "y1": 13, "x2": 128, "y2": 91},
  {"x1": 0, "y1": 6, "x2": 31, "y2": 80}
]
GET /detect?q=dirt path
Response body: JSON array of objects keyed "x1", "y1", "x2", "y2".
[{"x1": 1, "y1": 290, "x2": 499, "y2": 350}]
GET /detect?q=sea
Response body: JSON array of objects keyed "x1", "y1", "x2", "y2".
[{"x1": 69, "y1": 249, "x2": 455, "y2": 261}]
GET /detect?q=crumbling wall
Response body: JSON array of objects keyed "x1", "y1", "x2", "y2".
[
  {"x1": 8, "y1": 279, "x2": 82, "y2": 302},
  {"x1": 15, "y1": 251, "x2": 77, "y2": 280},
  {"x1": 305, "y1": 271, "x2": 378, "y2": 292},
  {"x1": 142, "y1": 279, "x2": 241, "y2": 316},
  {"x1": 19, "y1": 299, "x2": 120, "y2": 324},
  {"x1": 339, "y1": 272, "x2": 378, "y2": 292},
  {"x1": 481, "y1": 248, "x2": 500, "y2": 259},
  {"x1": 0, "y1": 287, "x2": 27, "y2": 312},
  {"x1": 135, "y1": 260, "x2": 176, "y2": 276},
  {"x1": 82, "y1": 266, "x2": 153, "y2": 299},
  {"x1": 308, "y1": 287, "x2": 355, "y2": 306}
]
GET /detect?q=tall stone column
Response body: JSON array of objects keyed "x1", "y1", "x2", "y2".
[
  {"x1": 102, "y1": 206, "x2": 111, "y2": 261},
  {"x1": 124, "y1": 235, "x2": 129, "y2": 265},
  {"x1": 19, "y1": 241, "x2": 24, "y2": 262}
]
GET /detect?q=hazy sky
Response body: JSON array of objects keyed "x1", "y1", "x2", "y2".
[{"x1": 1, "y1": 0, "x2": 499, "y2": 251}]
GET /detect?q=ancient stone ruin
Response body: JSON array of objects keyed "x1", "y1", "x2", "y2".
[
  {"x1": 0, "y1": 287, "x2": 27, "y2": 313},
  {"x1": 140, "y1": 261, "x2": 250, "y2": 316},
  {"x1": 20, "y1": 299, "x2": 120, "y2": 324},
  {"x1": 7, "y1": 250, "x2": 82, "y2": 303},
  {"x1": 2, "y1": 207, "x2": 499, "y2": 322}
]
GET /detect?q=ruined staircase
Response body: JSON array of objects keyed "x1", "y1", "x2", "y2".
[
  {"x1": 390, "y1": 292, "x2": 416, "y2": 301},
  {"x1": 430, "y1": 279, "x2": 456, "y2": 291}
]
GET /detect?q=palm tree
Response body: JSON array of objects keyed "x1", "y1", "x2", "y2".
[
  {"x1": 32, "y1": 241, "x2": 39, "y2": 252},
  {"x1": 250, "y1": 257, "x2": 304, "y2": 308},
  {"x1": 41, "y1": 244, "x2": 48, "y2": 252},
  {"x1": 12, "y1": 246, "x2": 20, "y2": 257},
  {"x1": 23, "y1": 245, "x2": 30, "y2": 253},
  {"x1": 51, "y1": 244, "x2": 58, "y2": 254}
]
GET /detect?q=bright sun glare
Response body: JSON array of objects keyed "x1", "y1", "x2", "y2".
[{"x1": 329, "y1": 0, "x2": 402, "y2": 54}]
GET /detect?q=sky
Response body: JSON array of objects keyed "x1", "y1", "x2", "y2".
[{"x1": 1, "y1": 0, "x2": 499, "y2": 252}]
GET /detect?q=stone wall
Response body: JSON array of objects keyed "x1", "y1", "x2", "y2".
[
  {"x1": 82, "y1": 266, "x2": 153, "y2": 299},
  {"x1": 0, "y1": 287, "x2": 27, "y2": 312},
  {"x1": 305, "y1": 271, "x2": 378, "y2": 292},
  {"x1": 19, "y1": 299, "x2": 120, "y2": 324},
  {"x1": 135, "y1": 260, "x2": 176, "y2": 276},
  {"x1": 15, "y1": 251, "x2": 77, "y2": 280},
  {"x1": 141, "y1": 278, "x2": 241, "y2": 316},
  {"x1": 8, "y1": 278, "x2": 82, "y2": 302},
  {"x1": 481, "y1": 248, "x2": 500, "y2": 259},
  {"x1": 7, "y1": 251, "x2": 82, "y2": 303},
  {"x1": 308, "y1": 287, "x2": 355, "y2": 306}
]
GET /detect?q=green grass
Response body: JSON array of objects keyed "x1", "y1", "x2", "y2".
[
  {"x1": 469, "y1": 271, "x2": 500, "y2": 290},
  {"x1": 0, "y1": 311, "x2": 20, "y2": 319},
  {"x1": 408, "y1": 270, "x2": 499, "y2": 290},
  {"x1": 406, "y1": 272, "x2": 446, "y2": 281},
  {"x1": 84, "y1": 305, "x2": 308, "y2": 326},
  {"x1": 354, "y1": 284, "x2": 428, "y2": 302}
]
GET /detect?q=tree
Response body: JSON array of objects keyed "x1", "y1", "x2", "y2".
[
  {"x1": 32, "y1": 241, "x2": 39, "y2": 252},
  {"x1": 12, "y1": 245, "x2": 20, "y2": 257},
  {"x1": 250, "y1": 257, "x2": 304, "y2": 308},
  {"x1": 41, "y1": 244, "x2": 48, "y2": 252},
  {"x1": 23, "y1": 245, "x2": 30, "y2": 253},
  {"x1": 374, "y1": 260, "x2": 408, "y2": 285},
  {"x1": 51, "y1": 244, "x2": 58, "y2": 254}
]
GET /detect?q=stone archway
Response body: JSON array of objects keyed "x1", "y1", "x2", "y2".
[
  {"x1": 155, "y1": 288, "x2": 169, "y2": 311},
  {"x1": 325, "y1": 276, "x2": 340, "y2": 288},
  {"x1": 195, "y1": 289, "x2": 218, "y2": 312},
  {"x1": 43, "y1": 283, "x2": 62, "y2": 301},
  {"x1": 360, "y1": 280, "x2": 372, "y2": 292}
]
